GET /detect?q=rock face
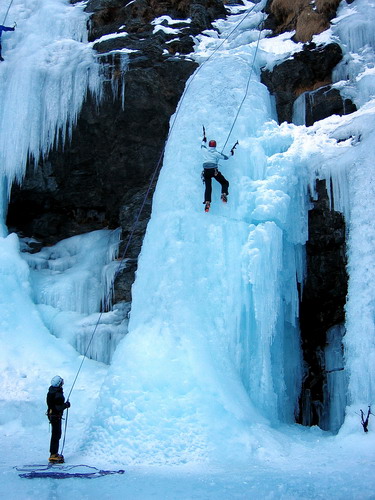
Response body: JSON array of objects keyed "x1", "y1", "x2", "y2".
[
  {"x1": 299, "y1": 180, "x2": 348, "y2": 426},
  {"x1": 261, "y1": 41, "x2": 357, "y2": 125},
  {"x1": 261, "y1": 42, "x2": 344, "y2": 123},
  {"x1": 296, "y1": 85, "x2": 357, "y2": 126},
  {"x1": 264, "y1": 0, "x2": 341, "y2": 43},
  {"x1": 86, "y1": 0, "x2": 227, "y2": 44}
]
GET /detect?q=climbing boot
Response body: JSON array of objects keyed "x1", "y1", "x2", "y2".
[
  {"x1": 49, "y1": 454, "x2": 64, "y2": 463},
  {"x1": 204, "y1": 201, "x2": 210, "y2": 212},
  {"x1": 221, "y1": 193, "x2": 228, "y2": 203}
]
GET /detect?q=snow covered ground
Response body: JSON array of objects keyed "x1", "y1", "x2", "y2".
[
  {"x1": 1, "y1": 424, "x2": 375, "y2": 499},
  {"x1": 1, "y1": 0, "x2": 375, "y2": 498}
]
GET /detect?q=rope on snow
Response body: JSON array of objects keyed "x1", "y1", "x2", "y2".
[{"x1": 16, "y1": 464, "x2": 125, "y2": 479}]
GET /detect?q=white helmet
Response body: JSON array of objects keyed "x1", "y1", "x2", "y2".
[{"x1": 51, "y1": 375, "x2": 64, "y2": 387}]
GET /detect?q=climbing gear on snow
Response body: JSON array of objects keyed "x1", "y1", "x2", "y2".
[
  {"x1": 204, "y1": 201, "x2": 210, "y2": 212},
  {"x1": 221, "y1": 193, "x2": 227, "y2": 203}
]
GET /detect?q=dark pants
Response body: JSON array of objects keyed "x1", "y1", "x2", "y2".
[
  {"x1": 203, "y1": 168, "x2": 229, "y2": 203},
  {"x1": 0, "y1": 43, "x2": 3, "y2": 60},
  {"x1": 49, "y1": 416, "x2": 62, "y2": 455}
]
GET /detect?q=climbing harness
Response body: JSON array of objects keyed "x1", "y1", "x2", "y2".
[
  {"x1": 62, "y1": 1, "x2": 266, "y2": 450},
  {"x1": 2, "y1": 0, "x2": 15, "y2": 25}
]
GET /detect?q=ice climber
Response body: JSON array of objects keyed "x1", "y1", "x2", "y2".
[
  {"x1": 0, "y1": 24, "x2": 16, "y2": 61},
  {"x1": 201, "y1": 130, "x2": 232, "y2": 212},
  {"x1": 46, "y1": 375, "x2": 71, "y2": 463}
]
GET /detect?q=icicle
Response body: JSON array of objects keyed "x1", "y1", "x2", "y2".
[
  {"x1": 97, "y1": 51, "x2": 130, "y2": 109},
  {"x1": 0, "y1": 0, "x2": 114, "y2": 189},
  {"x1": 292, "y1": 93, "x2": 306, "y2": 125},
  {"x1": 321, "y1": 325, "x2": 347, "y2": 433}
]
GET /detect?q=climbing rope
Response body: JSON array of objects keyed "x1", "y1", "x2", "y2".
[
  {"x1": 221, "y1": 21, "x2": 263, "y2": 153},
  {"x1": 59, "y1": 406, "x2": 69, "y2": 455},
  {"x1": 65, "y1": 150, "x2": 163, "y2": 403},
  {"x1": 2, "y1": 0, "x2": 15, "y2": 25},
  {"x1": 16, "y1": 464, "x2": 125, "y2": 479},
  {"x1": 172, "y1": 3, "x2": 264, "y2": 155},
  {"x1": 62, "y1": 1, "x2": 266, "y2": 449}
]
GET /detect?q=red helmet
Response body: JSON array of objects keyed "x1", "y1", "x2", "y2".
[{"x1": 208, "y1": 140, "x2": 216, "y2": 147}]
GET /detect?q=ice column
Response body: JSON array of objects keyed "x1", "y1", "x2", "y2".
[
  {"x1": 292, "y1": 93, "x2": 306, "y2": 125},
  {"x1": 321, "y1": 325, "x2": 347, "y2": 433}
]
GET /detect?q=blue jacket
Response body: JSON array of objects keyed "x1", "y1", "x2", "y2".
[{"x1": 0, "y1": 25, "x2": 15, "y2": 39}]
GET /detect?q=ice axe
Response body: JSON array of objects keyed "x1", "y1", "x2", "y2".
[{"x1": 230, "y1": 140, "x2": 239, "y2": 156}]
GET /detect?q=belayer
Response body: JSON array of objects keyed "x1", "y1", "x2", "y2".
[
  {"x1": 46, "y1": 375, "x2": 71, "y2": 463},
  {"x1": 201, "y1": 127, "x2": 236, "y2": 212},
  {"x1": 0, "y1": 23, "x2": 16, "y2": 61}
]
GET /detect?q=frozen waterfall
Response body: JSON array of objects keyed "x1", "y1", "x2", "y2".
[
  {"x1": 0, "y1": 0, "x2": 374, "y2": 481},
  {"x1": 86, "y1": 0, "x2": 375, "y2": 465},
  {"x1": 87, "y1": 1, "x2": 307, "y2": 465}
]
